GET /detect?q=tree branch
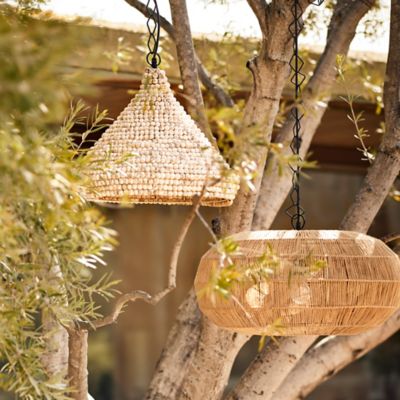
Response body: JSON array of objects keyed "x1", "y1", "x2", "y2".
[
  {"x1": 168, "y1": 0, "x2": 214, "y2": 141},
  {"x1": 225, "y1": 337, "x2": 316, "y2": 400},
  {"x1": 196, "y1": 58, "x2": 235, "y2": 107},
  {"x1": 340, "y1": 0, "x2": 400, "y2": 232},
  {"x1": 274, "y1": 310, "x2": 400, "y2": 400},
  {"x1": 124, "y1": 0, "x2": 175, "y2": 37},
  {"x1": 253, "y1": 0, "x2": 374, "y2": 230},
  {"x1": 92, "y1": 193, "x2": 203, "y2": 329},
  {"x1": 67, "y1": 189, "x2": 205, "y2": 400},
  {"x1": 124, "y1": 0, "x2": 234, "y2": 107}
]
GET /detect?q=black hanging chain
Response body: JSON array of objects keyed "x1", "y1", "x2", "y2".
[
  {"x1": 146, "y1": 0, "x2": 161, "y2": 68},
  {"x1": 285, "y1": 0, "x2": 324, "y2": 230}
]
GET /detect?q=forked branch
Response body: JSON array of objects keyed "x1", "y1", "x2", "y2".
[{"x1": 253, "y1": 0, "x2": 374, "y2": 230}]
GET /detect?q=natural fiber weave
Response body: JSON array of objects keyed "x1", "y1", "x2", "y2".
[
  {"x1": 194, "y1": 230, "x2": 400, "y2": 335},
  {"x1": 85, "y1": 68, "x2": 239, "y2": 206}
]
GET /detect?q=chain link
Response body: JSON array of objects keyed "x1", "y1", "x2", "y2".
[
  {"x1": 146, "y1": 0, "x2": 161, "y2": 68},
  {"x1": 285, "y1": 0, "x2": 324, "y2": 230}
]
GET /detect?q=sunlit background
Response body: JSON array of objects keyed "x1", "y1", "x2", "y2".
[{"x1": 41, "y1": 0, "x2": 390, "y2": 55}]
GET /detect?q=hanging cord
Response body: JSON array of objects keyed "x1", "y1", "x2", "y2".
[
  {"x1": 286, "y1": 0, "x2": 324, "y2": 230},
  {"x1": 146, "y1": 0, "x2": 161, "y2": 68}
]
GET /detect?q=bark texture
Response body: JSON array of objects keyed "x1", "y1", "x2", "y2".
[
  {"x1": 225, "y1": 336, "x2": 315, "y2": 400},
  {"x1": 145, "y1": 291, "x2": 202, "y2": 400},
  {"x1": 41, "y1": 310, "x2": 69, "y2": 377},
  {"x1": 178, "y1": 324, "x2": 249, "y2": 400},
  {"x1": 274, "y1": 310, "x2": 400, "y2": 400},
  {"x1": 41, "y1": 264, "x2": 69, "y2": 379},
  {"x1": 253, "y1": 0, "x2": 374, "y2": 230},
  {"x1": 68, "y1": 329, "x2": 88, "y2": 400}
]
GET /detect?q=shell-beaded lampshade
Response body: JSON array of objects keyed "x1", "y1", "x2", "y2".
[
  {"x1": 194, "y1": 230, "x2": 400, "y2": 335},
  {"x1": 85, "y1": 68, "x2": 239, "y2": 206}
]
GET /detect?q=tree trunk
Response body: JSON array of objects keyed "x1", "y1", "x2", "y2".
[
  {"x1": 68, "y1": 329, "x2": 88, "y2": 400},
  {"x1": 145, "y1": 290, "x2": 202, "y2": 399},
  {"x1": 253, "y1": 0, "x2": 374, "y2": 230},
  {"x1": 41, "y1": 309, "x2": 69, "y2": 377},
  {"x1": 340, "y1": 0, "x2": 400, "y2": 232},
  {"x1": 178, "y1": 324, "x2": 249, "y2": 400},
  {"x1": 340, "y1": 0, "x2": 400, "y2": 233},
  {"x1": 147, "y1": 3, "x2": 313, "y2": 398},
  {"x1": 41, "y1": 264, "x2": 69, "y2": 380}
]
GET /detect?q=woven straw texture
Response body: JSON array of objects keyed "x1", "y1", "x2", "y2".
[
  {"x1": 195, "y1": 230, "x2": 400, "y2": 335},
  {"x1": 85, "y1": 68, "x2": 239, "y2": 206}
]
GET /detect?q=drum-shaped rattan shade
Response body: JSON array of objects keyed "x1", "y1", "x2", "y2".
[
  {"x1": 85, "y1": 68, "x2": 239, "y2": 206},
  {"x1": 194, "y1": 230, "x2": 400, "y2": 335}
]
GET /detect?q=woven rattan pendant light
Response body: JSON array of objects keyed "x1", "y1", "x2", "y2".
[
  {"x1": 85, "y1": 1, "x2": 238, "y2": 206},
  {"x1": 195, "y1": 230, "x2": 400, "y2": 335},
  {"x1": 194, "y1": 0, "x2": 400, "y2": 335}
]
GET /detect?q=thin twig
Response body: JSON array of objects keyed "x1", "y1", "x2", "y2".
[
  {"x1": 196, "y1": 209, "x2": 218, "y2": 244},
  {"x1": 91, "y1": 190, "x2": 204, "y2": 329}
]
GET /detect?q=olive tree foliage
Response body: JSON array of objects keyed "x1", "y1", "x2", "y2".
[{"x1": 0, "y1": 3, "x2": 116, "y2": 399}]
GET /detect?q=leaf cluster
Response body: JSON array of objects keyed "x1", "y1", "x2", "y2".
[{"x1": 0, "y1": 7, "x2": 116, "y2": 399}]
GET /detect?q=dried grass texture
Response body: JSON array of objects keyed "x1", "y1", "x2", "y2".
[
  {"x1": 195, "y1": 230, "x2": 400, "y2": 335},
  {"x1": 85, "y1": 68, "x2": 239, "y2": 206}
]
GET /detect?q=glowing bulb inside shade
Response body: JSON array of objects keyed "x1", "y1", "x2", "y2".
[
  {"x1": 245, "y1": 282, "x2": 270, "y2": 309},
  {"x1": 290, "y1": 283, "x2": 311, "y2": 306}
]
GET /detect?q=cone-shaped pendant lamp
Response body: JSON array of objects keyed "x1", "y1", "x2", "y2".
[
  {"x1": 84, "y1": 1, "x2": 238, "y2": 206},
  {"x1": 194, "y1": 0, "x2": 400, "y2": 335},
  {"x1": 85, "y1": 68, "x2": 238, "y2": 206}
]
